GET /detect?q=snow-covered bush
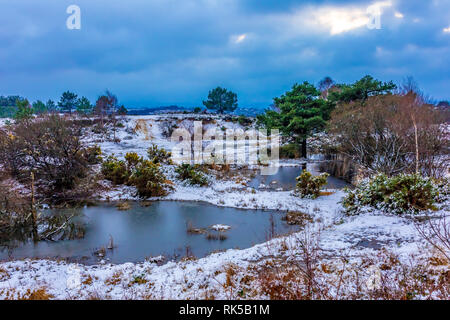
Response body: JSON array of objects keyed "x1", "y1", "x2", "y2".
[
  {"x1": 235, "y1": 115, "x2": 253, "y2": 127},
  {"x1": 343, "y1": 174, "x2": 446, "y2": 215},
  {"x1": 147, "y1": 144, "x2": 172, "y2": 164},
  {"x1": 124, "y1": 152, "x2": 142, "y2": 169},
  {"x1": 0, "y1": 114, "x2": 91, "y2": 192},
  {"x1": 175, "y1": 164, "x2": 209, "y2": 186},
  {"x1": 295, "y1": 171, "x2": 329, "y2": 199}
]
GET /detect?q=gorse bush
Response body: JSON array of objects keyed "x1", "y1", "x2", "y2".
[
  {"x1": 175, "y1": 164, "x2": 209, "y2": 186},
  {"x1": 295, "y1": 171, "x2": 329, "y2": 199},
  {"x1": 102, "y1": 152, "x2": 170, "y2": 198},
  {"x1": 342, "y1": 173, "x2": 445, "y2": 215},
  {"x1": 83, "y1": 145, "x2": 103, "y2": 164},
  {"x1": 147, "y1": 144, "x2": 172, "y2": 164},
  {"x1": 128, "y1": 160, "x2": 168, "y2": 198},
  {"x1": 101, "y1": 156, "x2": 129, "y2": 185},
  {"x1": 124, "y1": 152, "x2": 142, "y2": 169}
]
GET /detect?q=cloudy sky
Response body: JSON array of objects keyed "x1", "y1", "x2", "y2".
[{"x1": 1, "y1": 0, "x2": 449, "y2": 108}]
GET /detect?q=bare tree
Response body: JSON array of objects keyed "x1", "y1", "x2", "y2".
[
  {"x1": 329, "y1": 92, "x2": 447, "y2": 177},
  {"x1": 105, "y1": 90, "x2": 119, "y2": 142},
  {"x1": 318, "y1": 76, "x2": 335, "y2": 98}
]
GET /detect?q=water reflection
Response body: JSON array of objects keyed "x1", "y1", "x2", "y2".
[
  {"x1": 0, "y1": 201, "x2": 297, "y2": 264},
  {"x1": 248, "y1": 164, "x2": 350, "y2": 190}
]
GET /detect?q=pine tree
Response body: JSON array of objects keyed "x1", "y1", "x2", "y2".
[
  {"x1": 58, "y1": 91, "x2": 78, "y2": 114},
  {"x1": 258, "y1": 82, "x2": 330, "y2": 158},
  {"x1": 76, "y1": 96, "x2": 93, "y2": 115},
  {"x1": 32, "y1": 100, "x2": 47, "y2": 114},
  {"x1": 14, "y1": 99, "x2": 33, "y2": 121},
  {"x1": 328, "y1": 75, "x2": 396, "y2": 104},
  {"x1": 203, "y1": 87, "x2": 238, "y2": 114}
]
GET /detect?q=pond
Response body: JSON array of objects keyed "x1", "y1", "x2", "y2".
[
  {"x1": 248, "y1": 164, "x2": 350, "y2": 191},
  {"x1": 0, "y1": 201, "x2": 298, "y2": 264}
]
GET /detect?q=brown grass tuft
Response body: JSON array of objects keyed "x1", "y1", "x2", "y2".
[{"x1": 18, "y1": 288, "x2": 54, "y2": 300}]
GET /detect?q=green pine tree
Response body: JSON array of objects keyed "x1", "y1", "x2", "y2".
[
  {"x1": 58, "y1": 91, "x2": 78, "y2": 114},
  {"x1": 203, "y1": 87, "x2": 238, "y2": 114},
  {"x1": 32, "y1": 100, "x2": 47, "y2": 114},
  {"x1": 14, "y1": 99, "x2": 33, "y2": 121},
  {"x1": 258, "y1": 82, "x2": 330, "y2": 158},
  {"x1": 328, "y1": 75, "x2": 396, "y2": 104},
  {"x1": 76, "y1": 96, "x2": 93, "y2": 114}
]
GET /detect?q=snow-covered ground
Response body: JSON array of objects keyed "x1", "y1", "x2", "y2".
[
  {"x1": 0, "y1": 115, "x2": 448, "y2": 299},
  {"x1": 0, "y1": 197, "x2": 446, "y2": 299}
]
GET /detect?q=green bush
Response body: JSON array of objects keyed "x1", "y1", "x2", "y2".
[
  {"x1": 295, "y1": 171, "x2": 329, "y2": 199},
  {"x1": 101, "y1": 156, "x2": 129, "y2": 185},
  {"x1": 124, "y1": 152, "x2": 142, "y2": 169},
  {"x1": 175, "y1": 164, "x2": 209, "y2": 186},
  {"x1": 128, "y1": 160, "x2": 169, "y2": 198},
  {"x1": 280, "y1": 144, "x2": 301, "y2": 159},
  {"x1": 84, "y1": 145, "x2": 103, "y2": 164},
  {"x1": 102, "y1": 153, "x2": 170, "y2": 198},
  {"x1": 147, "y1": 144, "x2": 172, "y2": 164},
  {"x1": 237, "y1": 115, "x2": 253, "y2": 127},
  {"x1": 342, "y1": 174, "x2": 445, "y2": 215}
]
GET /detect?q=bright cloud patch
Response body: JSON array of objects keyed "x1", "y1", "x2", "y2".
[
  {"x1": 232, "y1": 33, "x2": 247, "y2": 44},
  {"x1": 444, "y1": 26, "x2": 450, "y2": 33},
  {"x1": 309, "y1": 1, "x2": 392, "y2": 35},
  {"x1": 394, "y1": 12, "x2": 404, "y2": 18},
  {"x1": 315, "y1": 8, "x2": 369, "y2": 35}
]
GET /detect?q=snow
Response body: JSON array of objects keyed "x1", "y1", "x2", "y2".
[
  {"x1": 0, "y1": 118, "x2": 11, "y2": 127},
  {"x1": 1, "y1": 183, "x2": 446, "y2": 299},
  {"x1": 0, "y1": 114, "x2": 448, "y2": 300},
  {"x1": 0, "y1": 203, "x2": 445, "y2": 299},
  {"x1": 211, "y1": 224, "x2": 231, "y2": 231}
]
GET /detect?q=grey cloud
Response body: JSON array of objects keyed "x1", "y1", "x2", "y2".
[{"x1": 0, "y1": 0, "x2": 448, "y2": 107}]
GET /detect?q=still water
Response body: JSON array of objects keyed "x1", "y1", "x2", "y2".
[
  {"x1": 0, "y1": 201, "x2": 297, "y2": 264},
  {"x1": 248, "y1": 165, "x2": 350, "y2": 190}
]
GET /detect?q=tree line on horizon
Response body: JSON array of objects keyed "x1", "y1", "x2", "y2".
[
  {"x1": 0, "y1": 90, "x2": 128, "y2": 119},
  {"x1": 1, "y1": 76, "x2": 449, "y2": 169},
  {"x1": 2, "y1": 76, "x2": 448, "y2": 119}
]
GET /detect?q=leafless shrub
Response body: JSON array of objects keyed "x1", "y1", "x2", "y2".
[
  {"x1": 159, "y1": 120, "x2": 178, "y2": 139},
  {"x1": 253, "y1": 242, "x2": 449, "y2": 300},
  {"x1": 329, "y1": 92, "x2": 448, "y2": 177},
  {"x1": 180, "y1": 246, "x2": 197, "y2": 261},
  {"x1": 415, "y1": 215, "x2": 450, "y2": 262},
  {"x1": 0, "y1": 114, "x2": 91, "y2": 196},
  {"x1": 186, "y1": 220, "x2": 206, "y2": 234},
  {"x1": 0, "y1": 185, "x2": 33, "y2": 244},
  {"x1": 282, "y1": 211, "x2": 314, "y2": 226},
  {"x1": 293, "y1": 225, "x2": 322, "y2": 298},
  {"x1": 265, "y1": 213, "x2": 276, "y2": 240},
  {"x1": 256, "y1": 225, "x2": 325, "y2": 299},
  {"x1": 206, "y1": 231, "x2": 227, "y2": 241}
]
